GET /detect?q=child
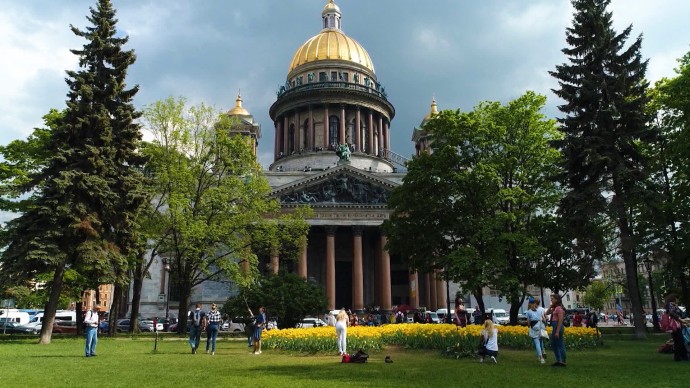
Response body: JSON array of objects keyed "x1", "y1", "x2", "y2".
[{"x1": 479, "y1": 319, "x2": 499, "y2": 363}]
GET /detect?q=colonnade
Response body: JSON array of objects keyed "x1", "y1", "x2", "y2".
[
  {"x1": 265, "y1": 225, "x2": 448, "y2": 312},
  {"x1": 273, "y1": 105, "x2": 391, "y2": 159}
]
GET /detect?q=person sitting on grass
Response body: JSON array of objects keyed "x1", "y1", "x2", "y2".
[{"x1": 479, "y1": 319, "x2": 499, "y2": 364}]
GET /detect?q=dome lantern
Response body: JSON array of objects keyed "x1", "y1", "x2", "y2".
[{"x1": 322, "y1": 0, "x2": 341, "y2": 30}]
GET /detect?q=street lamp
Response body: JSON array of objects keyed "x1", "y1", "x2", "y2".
[
  {"x1": 162, "y1": 258, "x2": 171, "y2": 324},
  {"x1": 643, "y1": 258, "x2": 660, "y2": 332}
]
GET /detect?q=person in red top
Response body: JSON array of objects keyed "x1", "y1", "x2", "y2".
[
  {"x1": 572, "y1": 311, "x2": 583, "y2": 327},
  {"x1": 546, "y1": 294, "x2": 566, "y2": 366}
]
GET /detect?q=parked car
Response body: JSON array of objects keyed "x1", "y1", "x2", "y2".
[
  {"x1": 297, "y1": 317, "x2": 327, "y2": 328},
  {"x1": 517, "y1": 314, "x2": 529, "y2": 326},
  {"x1": 52, "y1": 320, "x2": 78, "y2": 334},
  {"x1": 0, "y1": 320, "x2": 24, "y2": 334},
  {"x1": 423, "y1": 311, "x2": 440, "y2": 324},
  {"x1": 490, "y1": 309, "x2": 509, "y2": 325},
  {"x1": 116, "y1": 319, "x2": 153, "y2": 333}
]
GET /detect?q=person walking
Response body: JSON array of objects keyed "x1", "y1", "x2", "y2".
[
  {"x1": 479, "y1": 319, "x2": 499, "y2": 364},
  {"x1": 472, "y1": 308, "x2": 482, "y2": 325},
  {"x1": 84, "y1": 306, "x2": 99, "y2": 357},
  {"x1": 335, "y1": 309, "x2": 349, "y2": 356},
  {"x1": 205, "y1": 303, "x2": 221, "y2": 355},
  {"x1": 188, "y1": 303, "x2": 206, "y2": 354},
  {"x1": 546, "y1": 294, "x2": 566, "y2": 366},
  {"x1": 664, "y1": 294, "x2": 688, "y2": 361},
  {"x1": 252, "y1": 307, "x2": 266, "y2": 355},
  {"x1": 525, "y1": 298, "x2": 546, "y2": 364}
]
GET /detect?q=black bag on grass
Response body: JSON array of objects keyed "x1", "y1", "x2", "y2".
[{"x1": 350, "y1": 349, "x2": 369, "y2": 363}]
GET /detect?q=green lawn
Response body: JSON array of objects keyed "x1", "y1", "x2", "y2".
[{"x1": 0, "y1": 333, "x2": 685, "y2": 387}]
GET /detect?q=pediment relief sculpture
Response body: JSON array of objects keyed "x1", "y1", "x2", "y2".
[{"x1": 280, "y1": 173, "x2": 390, "y2": 205}]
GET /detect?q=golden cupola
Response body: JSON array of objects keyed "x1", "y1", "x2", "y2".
[
  {"x1": 288, "y1": 0, "x2": 375, "y2": 76},
  {"x1": 227, "y1": 93, "x2": 250, "y2": 116}
]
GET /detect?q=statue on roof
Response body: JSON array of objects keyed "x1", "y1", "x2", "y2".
[{"x1": 336, "y1": 143, "x2": 351, "y2": 163}]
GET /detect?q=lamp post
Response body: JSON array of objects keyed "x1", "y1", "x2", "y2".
[
  {"x1": 163, "y1": 258, "x2": 171, "y2": 324},
  {"x1": 643, "y1": 258, "x2": 660, "y2": 332}
]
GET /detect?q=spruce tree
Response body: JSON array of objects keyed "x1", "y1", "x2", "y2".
[
  {"x1": 550, "y1": 0, "x2": 652, "y2": 338},
  {"x1": 0, "y1": 0, "x2": 144, "y2": 344}
]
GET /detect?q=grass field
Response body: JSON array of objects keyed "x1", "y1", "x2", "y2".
[{"x1": 0, "y1": 333, "x2": 685, "y2": 387}]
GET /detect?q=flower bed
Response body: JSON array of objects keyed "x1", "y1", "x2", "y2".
[{"x1": 262, "y1": 323, "x2": 599, "y2": 354}]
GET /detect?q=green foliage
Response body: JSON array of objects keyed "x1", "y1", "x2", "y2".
[
  {"x1": 550, "y1": 0, "x2": 653, "y2": 336},
  {"x1": 384, "y1": 91, "x2": 564, "y2": 317},
  {"x1": 583, "y1": 280, "x2": 614, "y2": 310},
  {"x1": 142, "y1": 97, "x2": 310, "y2": 329},
  {"x1": 644, "y1": 50, "x2": 690, "y2": 305},
  {"x1": 222, "y1": 272, "x2": 327, "y2": 329},
  {"x1": 0, "y1": 0, "x2": 144, "y2": 343}
]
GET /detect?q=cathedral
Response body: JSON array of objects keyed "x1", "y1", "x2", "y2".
[{"x1": 133, "y1": 0, "x2": 450, "y2": 317}]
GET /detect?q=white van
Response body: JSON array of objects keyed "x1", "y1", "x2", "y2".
[
  {"x1": 0, "y1": 311, "x2": 31, "y2": 325},
  {"x1": 490, "y1": 309, "x2": 509, "y2": 325},
  {"x1": 23, "y1": 310, "x2": 76, "y2": 329}
]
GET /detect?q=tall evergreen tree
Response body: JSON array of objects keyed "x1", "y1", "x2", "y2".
[
  {"x1": 550, "y1": 0, "x2": 652, "y2": 338},
  {"x1": 0, "y1": 0, "x2": 144, "y2": 344}
]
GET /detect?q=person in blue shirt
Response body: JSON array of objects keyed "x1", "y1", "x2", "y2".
[{"x1": 252, "y1": 307, "x2": 266, "y2": 355}]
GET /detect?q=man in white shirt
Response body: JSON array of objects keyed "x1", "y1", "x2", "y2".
[{"x1": 84, "y1": 306, "x2": 99, "y2": 357}]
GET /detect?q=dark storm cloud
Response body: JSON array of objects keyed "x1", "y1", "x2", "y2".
[{"x1": 1, "y1": 0, "x2": 689, "y2": 171}]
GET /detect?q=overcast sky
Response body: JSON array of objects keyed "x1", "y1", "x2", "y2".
[{"x1": 1, "y1": 0, "x2": 689, "y2": 170}]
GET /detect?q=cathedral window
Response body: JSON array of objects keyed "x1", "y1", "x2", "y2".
[
  {"x1": 331, "y1": 71, "x2": 337, "y2": 81},
  {"x1": 319, "y1": 72, "x2": 327, "y2": 82},
  {"x1": 328, "y1": 115, "x2": 339, "y2": 146}
]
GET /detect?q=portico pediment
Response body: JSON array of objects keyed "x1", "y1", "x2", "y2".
[{"x1": 271, "y1": 164, "x2": 398, "y2": 206}]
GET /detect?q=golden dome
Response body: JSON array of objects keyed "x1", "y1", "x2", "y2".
[
  {"x1": 227, "y1": 94, "x2": 250, "y2": 116},
  {"x1": 288, "y1": 29, "x2": 375, "y2": 74},
  {"x1": 423, "y1": 98, "x2": 438, "y2": 121},
  {"x1": 323, "y1": 0, "x2": 340, "y2": 13}
]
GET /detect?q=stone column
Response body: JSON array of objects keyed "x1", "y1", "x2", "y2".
[
  {"x1": 340, "y1": 105, "x2": 346, "y2": 145},
  {"x1": 424, "y1": 272, "x2": 431, "y2": 309},
  {"x1": 429, "y1": 272, "x2": 437, "y2": 310},
  {"x1": 283, "y1": 116, "x2": 289, "y2": 157},
  {"x1": 384, "y1": 121, "x2": 390, "y2": 156},
  {"x1": 298, "y1": 241, "x2": 307, "y2": 279},
  {"x1": 355, "y1": 108, "x2": 361, "y2": 152},
  {"x1": 379, "y1": 233, "x2": 392, "y2": 311},
  {"x1": 326, "y1": 226, "x2": 337, "y2": 310},
  {"x1": 323, "y1": 105, "x2": 329, "y2": 149},
  {"x1": 308, "y1": 105, "x2": 314, "y2": 150},
  {"x1": 274, "y1": 121, "x2": 280, "y2": 160},
  {"x1": 409, "y1": 271, "x2": 419, "y2": 309},
  {"x1": 368, "y1": 111, "x2": 374, "y2": 154},
  {"x1": 378, "y1": 116, "x2": 384, "y2": 156},
  {"x1": 436, "y1": 272, "x2": 447, "y2": 312},
  {"x1": 352, "y1": 226, "x2": 364, "y2": 312},
  {"x1": 296, "y1": 110, "x2": 301, "y2": 152},
  {"x1": 270, "y1": 252, "x2": 279, "y2": 275}
]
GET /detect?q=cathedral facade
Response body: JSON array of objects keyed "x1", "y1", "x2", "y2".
[
  {"x1": 260, "y1": 0, "x2": 447, "y2": 313},
  {"x1": 131, "y1": 0, "x2": 450, "y2": 318}
]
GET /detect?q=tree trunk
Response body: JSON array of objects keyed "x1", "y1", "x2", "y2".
[
  {"x1": 76, "y1": 293, "x2": 84, "y2": 336},
  {"x1": 177, "y1": 287, "x2": 191, "y2": 333},
  {"x1": 38, "y1": 262, "x2": 66, "y2": 344},
  {"x1": 129, "y1": 261, "x2": 145, "y2": 334},
  {"x1": 108, "y1": 283, "x2": 123, "y2": 336},
  {"x1": 473, "y1": 287, "x2": 485, "y2": 313},
  {"x1": 509, "y1": 295, "x2": 523, "y2": 325}
]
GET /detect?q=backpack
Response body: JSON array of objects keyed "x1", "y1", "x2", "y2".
[
  {"x1": 191, "y1": 311, "x2": 203, "y2": 327},
  {"x1": 660, "y1": 312, "x2": 679, "y2": 333}
]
